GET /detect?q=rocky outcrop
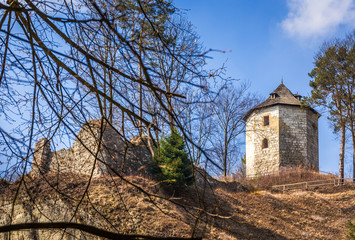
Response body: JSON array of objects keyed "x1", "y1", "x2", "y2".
[{"x1": 31, "y1": 120, "x2": 152, "y2": 177}]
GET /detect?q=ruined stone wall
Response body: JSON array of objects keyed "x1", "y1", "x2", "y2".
[
  {"x1": 278, "y1": 105, "x2": 308, "y2": 168},
  {"x1": 32, "y1": 138, "x2": 52, "y2": 175},
  {"x1": 32, "y1": 120, "x2": 152, "y2": 177},
  {"x1": 245, "y1": 106, "x2": 280, "y2": 176}
]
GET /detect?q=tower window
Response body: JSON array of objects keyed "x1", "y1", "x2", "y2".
[
  {"x1": 270, "y1": 93, "x2": 279, "y2": 99},
  {"x1": 294, "y1": 94, "x2": 302, "y2": 101},
  {"x1": 262, "y1": 138, "x2": 268, "y2": 149},
  {"x1": 263, "y1": 116, "x2": 269, "y2": 126}
]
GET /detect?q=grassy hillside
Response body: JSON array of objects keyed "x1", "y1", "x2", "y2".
[{"x1": 0, "y1": 173, "x2": 354, "y2": 239}]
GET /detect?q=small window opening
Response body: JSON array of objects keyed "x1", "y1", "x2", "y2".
[
  {"x1": 262, "y1": 138, "x2": 268, "y2": 149},
  {"x1": 270, "y1": 93, "x2": 279, "y2": 99},
  {"x1": 294, "y1": 94, "x2": 302, "y2": 101},
  {"x1": 263, "y1": 116, "x2": 269, "y2": 126}
]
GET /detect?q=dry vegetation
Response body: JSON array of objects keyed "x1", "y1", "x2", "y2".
[
  {"x1": 1, "y1": 170, "x2": 354, "y2": 240},
  {"x1": 233, "y1": 166, "x2": 337, "y2": 191}
]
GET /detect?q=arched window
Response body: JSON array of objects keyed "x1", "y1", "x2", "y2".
[{"x1": 262, "y1": 138, "x2": 268, "y2": 149}]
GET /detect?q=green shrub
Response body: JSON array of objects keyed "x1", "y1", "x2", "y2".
[
  {"x1": 152, "y1": 128, "x2": 194, "y2": 188},
  {"x1": 349, "y1": 214, "x2": 355, "y2": 239}
]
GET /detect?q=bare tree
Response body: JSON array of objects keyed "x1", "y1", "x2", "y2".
[
  {"x1": 179, "y1": 85, "x2": 214, "y2": 166},
  {"x1": 209, "y1": 82, "x2": 260, "y2": 177},
  {"x1": 0, "y1": 0, "x2": 230, "y2": 239},
  {"x1": 0, "y1": 0, "x2": 269, "y2": 239}
]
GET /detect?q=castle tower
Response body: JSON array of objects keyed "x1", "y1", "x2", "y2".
[{"x1": 244, "y1": 83, "x2": 320, "y2": 176}]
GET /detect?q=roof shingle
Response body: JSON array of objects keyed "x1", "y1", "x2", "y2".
[{"x1": 243, "y1": 83, "x2": 319, "y2": 121}]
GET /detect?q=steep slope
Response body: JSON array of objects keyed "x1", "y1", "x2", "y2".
[{"x1": 0, "y1": 173, "x2": 354, "y2": 239}]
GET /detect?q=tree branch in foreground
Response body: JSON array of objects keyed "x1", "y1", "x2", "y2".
[{"x1": 0, "y1": 222, "x2": 202, "y2": 240}]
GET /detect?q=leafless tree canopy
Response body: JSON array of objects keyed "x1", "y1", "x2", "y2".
[
  {"x1": 0, "y1": 0, "x2": 210, "y2": 176},
  {"x1": 0, "y1": 0, "x2": 258, "y2": 239}
]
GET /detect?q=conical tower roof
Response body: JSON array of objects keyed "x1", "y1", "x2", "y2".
[{"x1": 243, "y1": 83, "x2": 319, "y2": 121}]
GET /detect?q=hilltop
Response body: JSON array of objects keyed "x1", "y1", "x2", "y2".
[{"x1": 0, "y1": 172, "x2": 354, "y2": 240}]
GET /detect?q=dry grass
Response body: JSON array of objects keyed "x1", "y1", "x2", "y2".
[
  {"x1": 1, "y1": 171, "x2": 355, "y2": 239},
  {"x1": 233, "y1": 166, "x2": 336, "y2": 191}
]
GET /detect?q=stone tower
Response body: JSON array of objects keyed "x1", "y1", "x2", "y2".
[{"x1": 244, "y1": 83, "x2": 320, "y2": 176}]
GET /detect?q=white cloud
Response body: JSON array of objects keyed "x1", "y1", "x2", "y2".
[{"x1": 281, "y1": 0, "x2": 355, "y2": 38}]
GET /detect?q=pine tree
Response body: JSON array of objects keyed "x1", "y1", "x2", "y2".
[
  {"x1": 307, "y1": 32, "x2": 355, "y2": 182},
  {"x1": 153, "y1": 128, "x2": 194, "y2": 188}
]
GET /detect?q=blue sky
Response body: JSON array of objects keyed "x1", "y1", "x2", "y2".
[{"x1": 175, "y1": 0, "x2": 355, "y2": 175}]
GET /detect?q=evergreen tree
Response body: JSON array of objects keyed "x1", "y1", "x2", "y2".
[
  {"x1": 307, "y1": 32, "x2": 355, "y2": 181},
  {"x1": 153, "y1": 128, "x2": 194, "y2": 188}
]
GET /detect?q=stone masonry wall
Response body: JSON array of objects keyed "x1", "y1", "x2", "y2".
[
  {"x1": 246, "y1": 106, "x2": 280, "y2": 176},
  {"x1": 278, "y1": 105, "x2": 308, "y2": 168},
  {"x1": 32, "y1": 138, "x2": 52, "y2": 175},
  {"x1": 306, "y1": 110, "x2": 319, "y2": 171},
  {"x1": 32, "y1": 120, "x2": 152, "y2": 177},
  {"x1": 246, "y1": 105, "x2": 319, "y2": 177}
]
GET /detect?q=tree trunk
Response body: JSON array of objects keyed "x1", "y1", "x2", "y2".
[
  {"x1": 138, "y1": 32, "x2": 143, "y2": 136},
  {"x1": 108, "y1": 52, "x2": 114, "y2": 124},
  {"x1": 168, "y1": 95, "x2": 174, "y2": 131},
  {"x1": 351, "y1": 124, "x2": 355, "y2": 182},
  {"x1": 103, "y1": 69, "x2": 107, "y2": 119},
  {"x1": 109, "y1": 76, "x2": 113, "y2": 124},
  {"x1": 353, "y1": 135, "x2": 355, "y2": 183},
  {"x1": 223, "y1": 127, "x2": 228, "y2": 177},
  {"x1": 339, "y1": 123, "x2": 346, "y2": 183},
  {"x1": 139, "y1": 79, "x2": 143, "y2": 135}
]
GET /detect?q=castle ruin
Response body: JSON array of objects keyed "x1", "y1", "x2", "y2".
[{"x1": 31, "y1": 120, "x2": 152, "y2": 177}]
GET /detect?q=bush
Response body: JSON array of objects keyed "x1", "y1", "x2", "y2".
[
  {"x1": 152, "y1": 128, "x2": 194, "y2": 188},
  {"x1": 349, "y1": 215, "x2": 355, "y2": 240}
]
